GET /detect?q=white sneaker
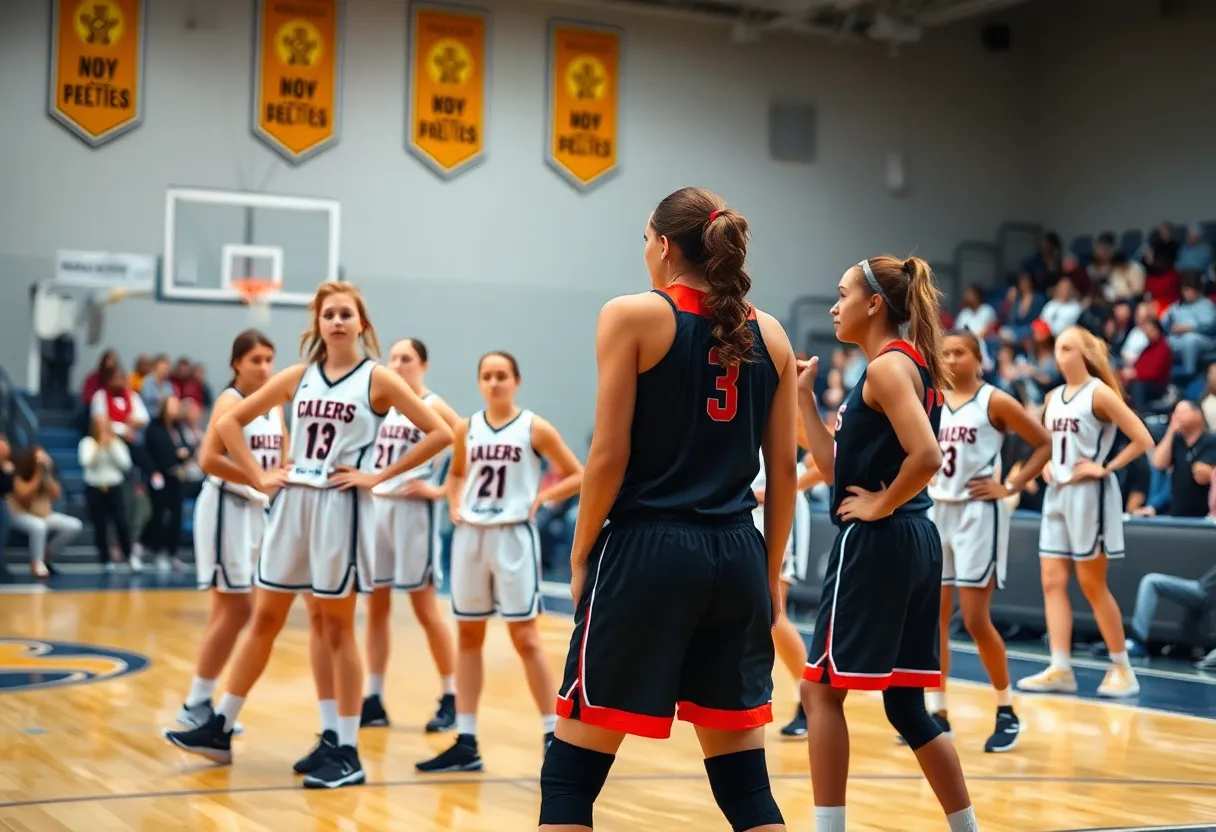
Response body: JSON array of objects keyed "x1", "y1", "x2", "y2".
[
  {"x1": 1097, "y1": 664, "x2": 1140, "y2": 698},
  {"x1": 129, "y1": 554, "x2": 144, "y2": 573},
  {"x1": 1016, "y1": 665, "x2": 1078, "y2": 693},
  {"x1": 156, "y1": 554, "x2": 171, "y2": 572}
]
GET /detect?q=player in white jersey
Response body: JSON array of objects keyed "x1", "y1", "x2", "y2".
[
  {"x1": 165, "y1": 282, "x2": 453, "y2": 790},
  {"x1": 918, "y1": 331, "x2": 1050, "y2": 753},
  {"x1": 752, "y1": 410, "x2": 823, "y2": 739},
  {"x1": 361, "y1": 337, "x2": 460, "y2": 733},
  {"x1": 1017, "y1": 326, "x2": 1152, "y2": 699},
  {"x1": 172, "y1": 330, "x2": 287, "y2": 733},
  {"x1": 416, "y1": 351, "x2": 584, "y2": 774}
]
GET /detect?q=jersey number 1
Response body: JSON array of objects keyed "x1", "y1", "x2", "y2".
[{"x1": 707, "y1": 348, "x2": 739, "y2": 422}]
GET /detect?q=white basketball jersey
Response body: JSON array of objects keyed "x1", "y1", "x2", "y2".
[
  {"x1": 1044, "y1": 379, "x2": 1117, "y2": 483},
  {"x1": 459, "y1": 409, "x2": 542, "y2": 526},
  {"x1": 751, "y1": 451, "x2": 808, "y2": 492},
  {"x1": 287, "y1": 360, "x2": 383, "y2": 488},
  {"x1": 371, "y1": 393, "x2": 447, "y2": 496},
  {"x1": 207, "y1": 387, "x2": 284, "y2": 499},
  {"x1": 929, "y1": 384, "x2": 1005, "y2": 503}
]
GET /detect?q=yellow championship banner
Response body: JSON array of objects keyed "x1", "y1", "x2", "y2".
[
  {"x1": 407, "y1": 3, "x2": 489, "y2": 178},
  {"x1": 253, "y1": 0, "x2": 343, "y2": 164},
  {"x1": 546, "y1": 21, "x2": 622, "y2": 191},
  {"x1": 48, "y1": 0, "x2": 146, "y2": 146}
]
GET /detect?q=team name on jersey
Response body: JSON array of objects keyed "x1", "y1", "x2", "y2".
[
  {"x1": 470, "y1": 444, "x2": 523, "y2": 463},
  {"x1": 250, "y1": 434, "x2": 282, "y2": 451},
  {"x1": 296, "y1": 399, "x2": 357, "y2": 423},
  {"x1": 380, "y1": 423, "x2": 422, "y2": 443},
  {"x1": 1049, "y1": 417, "x2": 1081, "y2": 433},
  {"x1": 938, "y1": 425, "x2": 978, "y2": 444}
]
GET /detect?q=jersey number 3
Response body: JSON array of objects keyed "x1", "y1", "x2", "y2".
[{"x1": 707, "y1": 348, "x2": 739, "y2": 422}]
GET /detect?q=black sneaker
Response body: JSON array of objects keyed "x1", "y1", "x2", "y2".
[
  {"x1": 983, "y1": 708, "x2": 1021, "y2": 753},
  {"x1": 303, "y1": 744, "x2": 366, "y2": 789},
  {"x1": 293, "y1": 730, "x2": 338, "y2": 775},
  {"x1": 425, "y1": 693, "x2": 456, "y2": 733},
  {"x1": 360, "y1": 694, "x2": 390, "y2": 728},
  {"x1": 544, "y1": 731, "x2": 555, "y2": 754},
  {"x1": 896, "y1": 711, "x2": 952, "y2": 746},
  {"x1": 416, "y1": 734, "x2": 484, "y2": 773},
  {"x1": 780, "y1": 704, "x2": 807, "y2": 738},
  {"x1": 163, "y1": 713, "x2": 233, "y2": 764}
]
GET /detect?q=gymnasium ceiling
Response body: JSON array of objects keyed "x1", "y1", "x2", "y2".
[{"x1": 551, "y1": 0, "x2": 1037, "y2": 43}]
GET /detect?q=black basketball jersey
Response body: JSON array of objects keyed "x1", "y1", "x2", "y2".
[
  {"x1": 609, "y1": 285, "x2": 779, "y2": 522},
  {"x1": 830, "y1": 340, "x2": 943, "y2": 525}
]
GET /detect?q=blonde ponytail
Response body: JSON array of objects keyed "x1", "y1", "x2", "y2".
[{"x1": 1067, "y1": 326, "x2": 1121, "y2": 397}]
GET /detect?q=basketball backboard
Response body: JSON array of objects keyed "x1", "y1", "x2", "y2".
[{"x1": 159, "y1": 187, "x2": 341, "y2": 306}]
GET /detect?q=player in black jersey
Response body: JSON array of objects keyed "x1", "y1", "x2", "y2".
[
  {"x1": 539, "y1": 187, "x2": 800, "y2": 832},
  {"x1": 797, "y1": 256, "x2": 979, "y2": 832}
]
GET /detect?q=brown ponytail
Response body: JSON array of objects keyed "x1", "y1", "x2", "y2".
[
  {"x1": 862, "y1": 255, "x2": 952, "y2": 391},
  {"x1": 300, "y1": 281, "x2": 381, "y2": 365},
  {"x1": 651, "y1": 187, "x2": 754, "y2": 367}
]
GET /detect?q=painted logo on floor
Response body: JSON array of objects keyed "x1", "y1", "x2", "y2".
[{"x1": 0, "y1": 639, "x2": 149, "y2": 693}]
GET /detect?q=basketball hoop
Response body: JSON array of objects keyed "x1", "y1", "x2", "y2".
[{"x1": 231, "y1": 277, "x2": 282, "y2": 325}]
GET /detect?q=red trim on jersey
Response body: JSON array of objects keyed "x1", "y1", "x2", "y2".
[
  {"x1": 659, "y1": 284, "x2": 758, "y2": 321},
  {"x1": 802, "y1": 664, "x2": 942, "y2": 690},
  {"x1": 556, "y1": 693, "x2": 675, "y2": 739},
  {"x1": 880, "y1": 339, "x2": 944, "y2": 409},
  {"x1": 676, "y1": 700, "x2": 773, "y2": 730}
]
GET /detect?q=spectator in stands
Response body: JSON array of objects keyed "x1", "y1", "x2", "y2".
[
  {"x1": 179, "y1": 398, "x2": 206, "y2": 497},
  {"x1": 1106, "y1": 302, "x2": 1135, "y2": 357},
  {"x1": 1106, "y1": 251, "x2": 1147, "y2": 305},
  {"x1": 1061, "y1": 254, "x2": 1091, "y2": 298},
  {"x1": 1040, "y1": 276, "x2": 1083, "y2": 335},
  {"x1": 6, "y1": 446, "x2": 82, "y2": 579},
  {"x1": 955, "y1": 284, "x2": 998, "y2": 338},
  {"x1": 78, "y1": 413, "x2": 133, "y2": 571},
  {"x1": 1116, "y1": 434, "x2": 1150, "y2": 514},
  {"x1": 81, "y1": 349, "x2": 118, "y2": 405},
  {"x1": 1140, "y1": 400, "x2": 1216, "y2": 518},
  {"x1": 1143, "y1": 222, "x2": 1180, "y2": 276},
  {"x1": 1177, "y1": 224, "x2": 1213, "y2": 276},
  {"x1": 171, "y1": 357, "x2": 202, "y2": 405},
  {"x1": 0, "y1": 434, "x2": 12, "y2": 583},
  {"x1": 841, "y1": 347, "x2": 866, "y2": 390},
  {"x1": 141, "y1": 354, "x2": 174, "y2": 415},
  {"x1": 1123, "y1": 565, "x2": 1216, "y2": 661},
  {"x1": 1119, "y1": 317, "x2": 1173, "y2": 411},
  {"x1": 822, "y1": 350, "x2": 847, "y2": 410},
  {"x1": 1087, "y1": 232, "x2": 1117, "y2": 286},
  {"x1": 129, "y1": 355, "x2": 151, "y2": 394},
  {"x1": 1011, "y1": 320, "x2": 1060, "y2": 403},
  {"x1": 191, "y1": 363, "x2": 213, "y2": 409},
  {"x1": 1024, "y1": 231, "x2": 1063, "y2": 291},
  {"x1": 91, "y1": 364, "x2": 148, "y2": 443},
  {"x1": 1201, "y1": 364, "x2": 1216, "y2": 432},
  {"x1": 1001, "y1": 272, "x2": 1046, "y2": 344},
  {"x1": 1162, "y1": 271, "x2": 1216, "y2": 377},
  {"x1": 140, "y1": 395, "x2": 193, "y2": 572}
]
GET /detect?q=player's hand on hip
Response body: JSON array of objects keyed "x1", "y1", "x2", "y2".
[
  {"x1": 448, "y1": 502, "x2": 463, "y2": 526},
  {"x1": 769, "y1": 580, "x2": 785, "y2": 628},
  {"x1": 1069, "y1": 460, "x2": 1105, "y2": 482},
  {"x1": 330, "y1": 465, "x2": 376, "y2": 491},
  {"x1": 570, "y1": 561, "x2": 588, "y2": 606},
  {"x1": 399, "y1": 480, "x2": 435, "y2": 500},
  {"x1": 966, "y1": 477, "x2": 1009, "y2": 502},
  {"x1": 837, "y1": 483, "x2": 891, "y2": 523},
  {"x1": 258, "y1": 466, "x2": 289, "y2": 495}
]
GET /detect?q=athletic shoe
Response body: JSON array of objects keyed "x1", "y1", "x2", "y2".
[
  {"x1": 1097, "y1": 664, "x2": 1140, "y2": 698},
  {"x1": 293, "y1": 730, "x2": 338, "y2": 775},
  {"x1": 1016, "y1": 666, "x2": 1077, "y2": 693},
  {"x1": 780, "y1": 704, "x2": 807, "y2": 738},
  {"x1": 360, "y1": 694, "x2": 390, "y2": 728},
  {"x1": 425, "y1": 693, "x2": 456, "y2": 733},
  {"x1": 416, "y1": 734, "x2": 484, "y2": 773},
  {"x1": 983, "y1": 708, "x2": 1021, "y2": 753},
  {"x1": 163, "y1": 713, "x2": 233, "y2": 764},
  {"x1": 303, "y1": 745, "x2": 365, "y2": 789},
  {"x1": 176, "y1": 700, "x2": 244, "y2": 735},
  {"x1": 896, "y1": 711, "x2": 951, "y2": 746}
]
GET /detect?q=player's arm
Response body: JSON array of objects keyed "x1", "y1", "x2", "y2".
[
  {"x1": 569, "y1": 296, "x2": 645, "y2": 570},
  {"x1": 398, "y1": 396, "x2": 462, "y2": 500},
  {"x1": 444, "y1": 419, "x2": 469, "y2": 522},
  {"x1": 797, "y1": 463, "x2": 824, "y2": 491},
  {"x1": 989, "y1": 388, "x2": 1052, "y2": 494},
  {"x1": 1150, "y1": 408, "x2": 1179, "y2": 471},
  {"x1": 198, "y1": 392, "x2": 258, "y2": 487},
  {"x1": 365, "y1": 366, "x2": 453, "y2": 486},
  {"x1": 1092, "y1": 384, "x2": 1154, "y2": 475},
  {"x1": 758, "y1": 311, "x2": 799, "y2": 599},
  {"x1": 214, "y1": 364, "x2": 305, "y2": 490},
  {"x1": 844, "y1": 354, "x2": 942, "y2": 521},
  {"x1": 532, "y1": 418, "x2": 584, "y2": 509},
  {"x1": 429, "y1": 396, "x2": 463, "y2": 432},
  {"x1": 796, "y1": 358, "x2": 836, "y2": 486}
]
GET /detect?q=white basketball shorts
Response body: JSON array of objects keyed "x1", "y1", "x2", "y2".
[
  {"x1": 929, "y1": 498, "x2": 1009, "y2": 589},
  {"x1": 256, "y1": 486, "x2": 376, "y2": 598},
  {"x1": 193, "y1": 480, "x2": 265, "y2": 593},
  {"x1": 751, "y1": 491, "x2": 813, "y2": 584},
  {"x1": 450, "y1": 521, "x2": 542, "y2": 621},
  {"x1": 373, "y1": 497, "x2": 442, "y2": 592},
  {"x1": 1039, "y1": 475, "x2": 1125, "y2": 560}
]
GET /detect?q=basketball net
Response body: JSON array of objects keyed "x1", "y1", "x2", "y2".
[{"x1": 231, "y1": 277, "x2": 281, "y2": 326}]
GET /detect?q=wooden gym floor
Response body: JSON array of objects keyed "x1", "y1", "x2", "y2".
[{"x1": 1, "y1": 585, "x2": 1215, "y2": 831}]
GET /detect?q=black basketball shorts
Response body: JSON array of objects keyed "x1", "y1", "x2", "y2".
[
  {"x1": 805, "y1": 512, "x2": 943, "y2": 690},
  {"x1": 556, "y1": 514, "x2": 775, "y2": 739}
]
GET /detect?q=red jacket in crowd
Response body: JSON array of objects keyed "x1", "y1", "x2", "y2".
[{"x1": 1132, "y1": 336, "x2": 1173, "y2": 387}]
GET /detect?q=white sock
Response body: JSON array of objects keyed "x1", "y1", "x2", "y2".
[
  {"x1": 186, "y1": 676, "x2": 217, "y2": 707},
  {"x1": 814, "y1": 806, "x2": 845, "y2": 832},
  {"x1": 441, "y1": 675, "x2": 455, "y2": 695},
  {"x1": 1110, "y1": 651, "x2": 1130, "y2": 667},
  {"x1": 216, "y1": 694, "x2": 245, "y2": 733},
  {"x1": 455, "y1": 713, "x2": 477, "y2": 737},
  {"x1": 318, "y1": 699, "x2": 339, "y2": 735},
  {"x1": 1050, "y1": 650, "x2": 1072, "y2": 671},
  {"x1": 925, "y1": 691, "x2": 946, "y2": 714},
  {"x1": 337, "y1": 714, "x2": 359, "y2": 749},
  {"x1": 947, "y1": 805, "x2": 979, "y2": 832},
  {"x1": 995, "y1": 686, "x2": 1013, "y2": 707},
  {"x1": 541, "y1": 713, "x2": 557, "y2": 734},
  {"x1": 368, "y1": 674, "x2": 385, "y2": 697}
]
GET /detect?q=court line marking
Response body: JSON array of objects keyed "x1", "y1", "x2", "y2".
[
  {"x1": 2, "y1": 772, "x2": 1215, "y2": 811},
  {"x1": 1061, "y1": 826, "x2": 1216, "y2": 832}
]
